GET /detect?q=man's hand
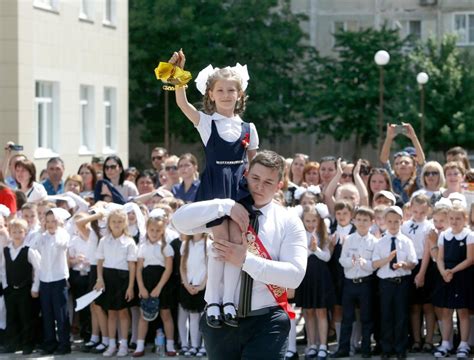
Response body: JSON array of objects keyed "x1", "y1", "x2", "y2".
[
  {"x1": 213, "y1": 232, "x2": 248, "y2": 267},
  {"x1": 229, "y1": 203, "x2": 249, "y2": 232}
]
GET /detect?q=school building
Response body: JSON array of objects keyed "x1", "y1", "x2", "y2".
[{"x1": 0, "y1": 0, "x2": 129, "y2": 175}]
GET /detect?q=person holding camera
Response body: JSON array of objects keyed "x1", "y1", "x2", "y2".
[{"x1": 379, "y1": 123, "x2": 425, "y2": 204}]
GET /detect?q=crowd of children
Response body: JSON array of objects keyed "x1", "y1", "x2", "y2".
[{"x1": 0, "y1": 54, "x2": 473, "y2": 360}]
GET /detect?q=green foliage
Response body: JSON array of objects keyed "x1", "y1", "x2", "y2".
[
  {"x1": 409, "y1": 34, "x2": 474, "y2": 152},
  {"x1": 129, "y1": 0, "x2": 318, "y2": 144}
]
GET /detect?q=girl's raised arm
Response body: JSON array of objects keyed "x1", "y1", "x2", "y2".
[{"x1": 169, "y1": 50, "x2": 200, "y2": 125}]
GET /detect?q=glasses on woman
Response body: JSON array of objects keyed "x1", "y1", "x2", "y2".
[
  {"x1": 104, "y1": 164, "x2": 118, "y2": 170},
  {"x1": 424, "y1": 171, "x2": 439, "y2": 177},
  {"x1": 165, "y1": 165, "x2": 178, "y2": 172},
  {"x1": 341, "y1": 173, "x2": 353, "y2": 179}
]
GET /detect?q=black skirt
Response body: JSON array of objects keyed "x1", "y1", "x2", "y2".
[
  {"x1": 179, "y1": 285, "x2": 206, "y2": 312},
  {"x1": 408, "y1": 261, "x2": 435, "y2": 305},
  {"x1": 432, "y1": 266, "x2": 472, "y2": 309},
  {"x1": 142, "y1": 265, "x2": 173, "y2": 309},
  {"x1": 100, "y1": 268, "x2": 132, "y2": 311},
  {"x1": 328, "y1": 243, "x2": 344, "y2": 305},
  {"x1": 295, "y1": 255, "x2": 335, "y2": 309}
]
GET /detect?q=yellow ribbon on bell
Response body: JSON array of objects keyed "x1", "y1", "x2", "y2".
[{"x1": 154, "y1": 62, "x2": 192, "y2": 90}]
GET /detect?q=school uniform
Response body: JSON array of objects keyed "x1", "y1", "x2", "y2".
[
  {"x1": 373, "y1": 231, "x2": 418, "y2": 356},
  {"x1": 329, "y1": 223, "x2": 356, "y2": 305},
  {"x1": 172, "y1": 198, "x2": 307, "y2": 360},
  {"x1": 179, "y1": 239, "x2": 207, "y2": 312},
  {"x1": 96, "y1": 234, "x2": 137, "y2": 311},
  {"x1": 401, "y1": 219, "x2": 435, "y2": 305},
  {"x1": 1, "y1": 243, "x2": 41, "y2": 352},
  {"x1": 432, "y1": 228, "x2": 474, "y2": 310},
  {"x1": 338, "y1": 231, "x2": 377, "y2": 355},
  {"x1": 137, "y1": 239, "x2": 174, "y2": 309},
  {"x1": 68, "y1": 232, "x2": 96, "y2": 340},
  {"x1": 295, "y1": 232, "x2": 335, "y2": 309},
  {"x1": 36, "y1": 227, "x2": 71, "y2": 353}
]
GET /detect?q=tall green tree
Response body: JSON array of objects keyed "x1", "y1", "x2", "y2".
[
  {"x1": 409, "y1": 34, "x2": 474, "y2": 152},
  {"x1": 129, "y1": 0, "x2": 318, "y2": 145},
  {"x1": 303, "y1": 26, "x2": 414, "y2": 158}
]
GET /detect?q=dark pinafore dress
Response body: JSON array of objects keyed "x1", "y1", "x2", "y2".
[
  {"x1": 195, "y1": 120, "x2": 251, "y2": 226},
  {"x1": 432, "y1": 235, "x2": 472, "y2": 309}
]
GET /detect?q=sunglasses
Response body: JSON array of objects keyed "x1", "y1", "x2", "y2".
[
  {"x1": 341, "y1": 173, "x2": 353, "y2": 179},
  {"x1": 104, "y1": 164, "x2": 118, "y2": 170},
  {"x1": 152, "y1": 156, "x2": 163, "y2": 161},
  {"x1": 165, "y1": 165, "x2": 178, "y2": 171},
  {"x1": 424, "y1": 171, "x2": 439, "y2": 177}
]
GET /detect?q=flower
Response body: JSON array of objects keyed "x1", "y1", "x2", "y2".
[{"x1": 241, "y1": 133, "x2": 250, "y2": 149}]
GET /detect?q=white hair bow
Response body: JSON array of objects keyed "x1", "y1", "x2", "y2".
[
  {"x1": 149, "y1": 208, "x2": 166, "y2": 219},
  {"x1": 195, "y1": 63, "x2": 250, "y2": 95},
  {"x1": 294, "y1": 185, "x2": 321, "y2": 201},
  {"x1": 315, "y1": 203, "x2": 329, "y2": 219},
  {"x1": 0, "y1": 204, "x2": 10, "y2": 218}
]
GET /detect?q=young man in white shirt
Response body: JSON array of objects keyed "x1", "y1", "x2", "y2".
[{"x1": 172, "y1": 150, "x2": 307, "y2": 360}]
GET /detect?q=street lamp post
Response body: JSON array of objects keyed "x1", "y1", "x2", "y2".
[
  {"x1": 374, "y1": 50, "x2": 390, "y2": 153},
  {"x1": 416, "y1": 72, "x2": 429, "y2": 148}
]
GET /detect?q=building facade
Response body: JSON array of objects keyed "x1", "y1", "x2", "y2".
[
  {"x1": 292, "y1": 0, "x2": 474, "y2": 57},
  {"x1": 0, "y1": 0, "x2": 128, "y2": 175}
]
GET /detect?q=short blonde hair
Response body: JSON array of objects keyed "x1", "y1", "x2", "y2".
[
  {"x1": 9, "y1": 218, "x2": 28, "y2": 231},
  {"x1": 420, "y1": 161, "x2": 445, "y2": 189}
]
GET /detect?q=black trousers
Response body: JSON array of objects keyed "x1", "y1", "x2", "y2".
[
  {"x1": 339, "y1": 278, "x2": 373, "y2": 353},
  {"x1": 201, "y1": 306, "x2": 290, "y2": 360},
  {"x1": 379, "y1": 277, "x2": 410, "y2": 355},
  {"x1": 69, "y1": 270, "x2": 91, "y2": 341},
  {"x1": 4, "y1": 286, "x2": 34, "y2": 350}
]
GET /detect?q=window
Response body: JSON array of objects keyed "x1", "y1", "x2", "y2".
[
  {"x1": 408, "y1": 20, "x2": 422, "y2": 41},
  {"x1": 332, "y1": 20, "x2": 359, "y2": 47},
  {"x1": 33, "y1": 0, "x2": 59, "y2": 12},
  {"x1": 35, "y1": 81, "x2": 59, "y2": 157},
  {"x1": 103, "y1": 0, "x2": 116, "y2": 26},
  {"x1": 454, "y1": 13, "x2": 474, "y2": 45},
  {"x1": 79, "y1": 0, "x2": 93, "y2": 20},
  {"x1": 79, "y1": 85, "x2": 95, "y2": 153},
  {"x1": 104, "y1": 87, "x2": 117, "y2": 152}
]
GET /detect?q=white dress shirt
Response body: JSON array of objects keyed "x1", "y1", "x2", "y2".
[
  {"x1": 138, "y1": 239, "x2": 174, "y2": 268},
  {"x1": 180, "y1": 238, "x2": 209, "y2": 286},
  {"x1": 401, "y1": 218, "x2": 434, "y2": 259},
  {"x1": 438, "y1": 228, "x2": 474, "y2": 247},
  {"x1": 36, "y1": 228, "x2": 70, "y2": 282},
  {"x1": 26, "y1": 182, "x2": 47, "y2": 203},
  {"x1": 373, "y1": 231, "x2": 418, "y2": 279},
  {"x1": 305, "y1": 231, "x2": 331, "y2": 262},
  {"x1": 196, "y1": 112, "x2": 259, "y2": 150},
  {"x1": 96, "y1": 234, "x2": 137, "y2": 271},
  {"x1": 1, "y1": 242, "x2": 41, "y2": 292},
  {"x1": 339, "y1": 231, "x2": 377, "y2": 279},
  {"x1": 68, "y1": 232, "x2": 98, "y2": 272},
  {"x1": 334, "y1": 223, "x2": 354, "y2": 245},
  {"x1": 172, "y1": 198, "x2": 307, "y2": 311}
]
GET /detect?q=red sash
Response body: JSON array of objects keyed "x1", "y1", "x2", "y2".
[{"x1": 246, "y1": 226, "x2": 295, "y2": 319}]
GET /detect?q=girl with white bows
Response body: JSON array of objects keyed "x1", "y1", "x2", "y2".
[{"x1": 168, "y1": 50, "x2": 259, "y2": 328}]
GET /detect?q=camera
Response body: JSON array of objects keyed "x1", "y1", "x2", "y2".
[
  {"x1": 8, "y1": 144, "x2": 24, "y2": 151},
  {"x1": 393, "y1": 125, "x2": 407, "y2": 135}
]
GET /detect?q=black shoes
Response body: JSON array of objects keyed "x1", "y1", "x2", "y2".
[
  {"x1": 330, "y1": 350, "x2": 350, "y2": 358},
  {"x1": 54, "y1": 347, "x2": 71, "y2": 355},
  {"x1": 205, "y1": 303, "x2": 223, "y2": 328},
  {"x1": 222, "y1": 302, "x2": 238, "y2": 327}
]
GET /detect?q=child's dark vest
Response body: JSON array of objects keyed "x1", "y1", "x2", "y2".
[{"x1": 4, "y1": 246, "x2": 33, "y2": 289}]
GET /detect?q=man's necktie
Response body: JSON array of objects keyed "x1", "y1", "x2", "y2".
[
  {"x1": 390, "y1": 236, "x2": 397, "y2": 270},
  {"x1": 238, "y1": 209, "x2": 262, "y2": 318}
]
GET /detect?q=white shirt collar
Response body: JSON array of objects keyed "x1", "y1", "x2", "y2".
[
  {"x1": 211, "y1": 112, "x2": 242, "y2": 122},
  {"x1": 444, "y1": 228, "x2": 470, "y2": 241}
]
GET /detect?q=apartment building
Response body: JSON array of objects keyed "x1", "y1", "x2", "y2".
[{"x1": 0, "y1": 0, "x2": 128, "y2": 175}]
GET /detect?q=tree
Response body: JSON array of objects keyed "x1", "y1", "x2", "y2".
[
  {"x1": 129, "y1": 0, "x2": 318, "y2": 146},
  {"x1": 409, "y1": 34, "x2": 474, "y2": 152},
  {"x1": 302, "y1": 25, "x2": 414, "y2": 158}
]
